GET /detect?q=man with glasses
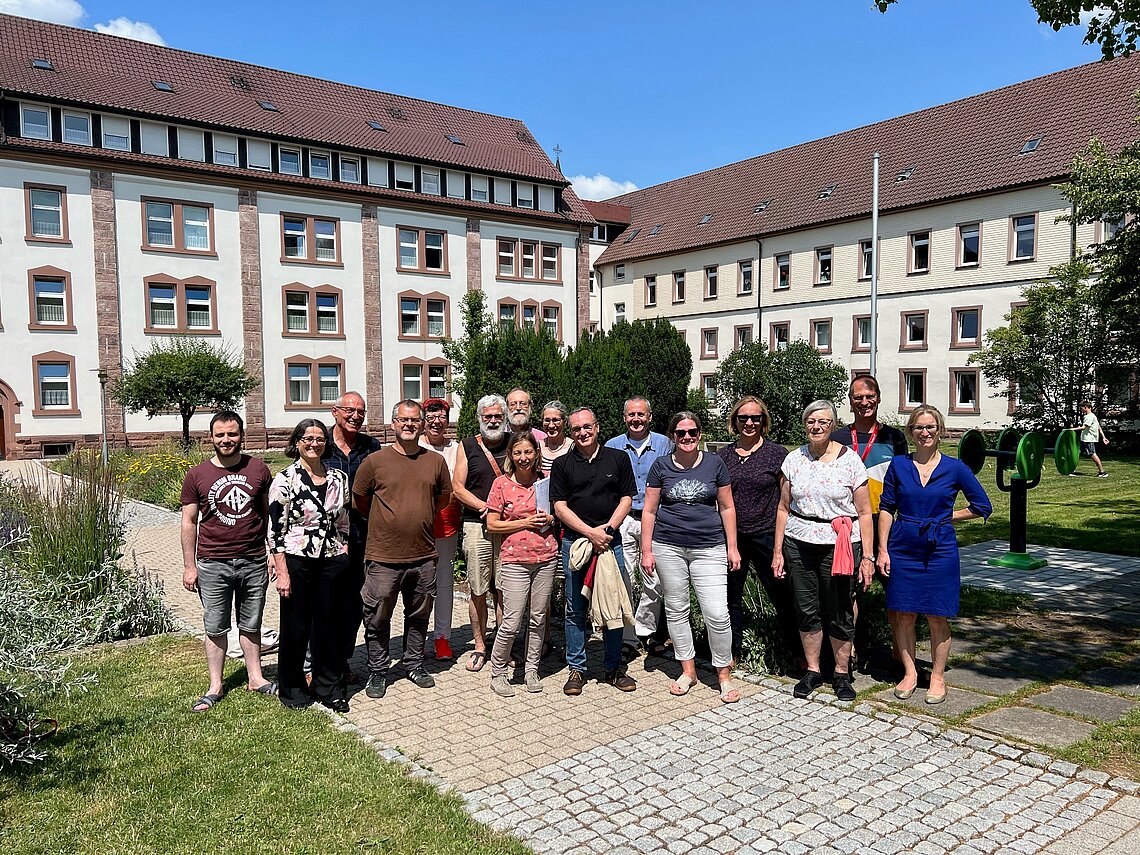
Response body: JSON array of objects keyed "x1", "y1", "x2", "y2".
[
  {"x1": 506, "y1": 387, "x2": 547, "y2": 441},
  {"x1": 452, "y1": 394, "x2": 511, "y2": 671},
  {"x1": 326, "y1": 391, "x2": 381, "y2": 684},
  {"x1": 832, "y1": 376, "x2": 908, "y2": 674},
  {"x1": 353, "y1": 400, "x2": 452, "y2": 697},
  {"x1": 604, "y1": 396, "x2": 672, "y2": 659},
  {"x1": 550, "y1": 407, "x2": 638, "y2": 694}
]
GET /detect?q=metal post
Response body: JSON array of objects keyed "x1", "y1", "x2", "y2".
[
  {"x1": 97, "y1": 370, "x2": 109, "y2": 465},
  {"x1": 870, "y1": 152, "x2": 880, "y2": 377}
]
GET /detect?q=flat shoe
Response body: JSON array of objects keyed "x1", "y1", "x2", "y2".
[
  {"x1": 191, "y1": 692, "x2": 222, "y2": 712},
  {"x1": 669, "y1": 674, "x2": 696, "y2": 696},
  {"x1": 893, "y1": 685, "x2": 916, "y2": 700},
  {"x1": 249, "y1": 681, "x2": 278, "y2": 696},
  {"x1": 720, "y1": 681, "x2": 741, "y2": 704},
  {"x1": 925, "y1": 690, "x2": 947, "y2": 705}
]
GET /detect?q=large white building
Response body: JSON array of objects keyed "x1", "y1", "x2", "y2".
[
  {"x1": 0, "y1": 14, "x2": 594, "y2": 458},
  {"x1": 592, "y1": 55, "x2": 1140, "y2": 430}
]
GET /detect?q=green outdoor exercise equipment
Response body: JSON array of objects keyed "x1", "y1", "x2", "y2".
[{"x1": 956, "y1": 428, "x2": 1080, "y2": 570}]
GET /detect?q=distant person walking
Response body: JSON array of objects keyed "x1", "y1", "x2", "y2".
[{"x1": 1072, "y1": 401, "x2": 1109, "y2": 478}]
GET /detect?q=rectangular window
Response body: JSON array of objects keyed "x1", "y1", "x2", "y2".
[
  {"x1": 28, "y1": 187, "x2": 65, "y2": 239},
  {"x1": 702, "y1": 328, "x2": 718, "y2": 358},
  {"x1": 522, "y1": 303, "x2": 537, "y2": 329},
  {"x1": 770, "y1": 322, "x2": 790, "y2": 351},
  {"x1": 701, "y1": 374, "x2": 716, "y2": 400},
  {"x1": 288, "y1": 365, "x2": 311, "y2": 404},
  {"x1": 499, "y1": 303, "x2": 517, "y2": 332},
  {"x1": 401, "y1": 297, "x2": 421, "y2": 336},
  {"x1": 616, "y1": 264, "x2": 626, "y2": 281},
  {"x1": 775, "y1": 254, "x2": 790, "y2": 289},
  {"x1": 38, "y1": 362, "x2": 71, "y2": 408},
  {"x1": 428, "y1": 364, "x2": 447, "y2": 399},
  {"x1": 705, "y1": 266, "x2": 718, "y2": 299},
  {"x1": 903, "y1": 311, "x2": 928, "y2": 349},
  {"x1": 421, "y1": 168, "x2": 441, "y2": 195},
  {"x1": 1012, "y1": 214, "x2": 1036, "y2": 260},
  {"x1": 146, "y1": 201, "x2": 175, "y2": 247},
  {"x1": 21, "y1": 105, "x2": 51, "y2": 139},
  {"x1": 213, "y1": 134, "x2": 238, "y2": 165},
  {"x1": 148, "y1": 284, "x2": 177, "y2": 328},
  {"x1": 281, "y1": 215, "x2": 339, "y2": 264},
  {"x1": 446, "y1": 171, "x2": 465, "y2": 199},
  {"x1": 521, "y1": 241, "x2": 537, "y2": 279},
  {"x1": 286, "y1": 291, "x2": 309, "y2": 332},
  {"x1": 645, "y1": 275, "x2": 657, "y2": 307},
  {"x1": 62, "y1": 112, "x2": 91, "y2": 145},
  {"x1": 427, "y1": 299, "x2": 446, "y2": 337},
  {"x1": 340, "y1": 158, "x2": 360, "y2": 183},
  {"x1": 394, "y1": 163, "x2": 415, "y2": 191},
  {"x1": 397, "y1": 227, "x2": 447, "y2": 273},
  {"x1": 542, "y1": 305, "x2": 559, "y2": 337},
  {"x1": 318, "y1": 364, "x2": 341, "y2": 403},
  {"x1": 541, "y1": 245, "x2": 559, "y2": 280},
  {"x1": 614, "y1": 302, "x2": 626, "y2": 325},
  {"x1": 1103, "y1": 215, "x2": 1125, "y2": 242},
  {"x1": 859, "y1": 240, "x2": 874, "y2": 280},
  {"x1": 498, "y1": 239, "x2": 516, "y2": 276},
  {"x1": 735, "y1": 326, "x2": 753, "y2": 349},
  {"x1": 910, "y1": 231, "x2": 930, "y2": 273},
  {"x1": 471, "y1": 175, "x2": 489, "y2": 202},
  {"x1": 517, "y1": 185, "x2": 534, "y2": 208},
  {"x1": 812, "y1": 319, "x2": 832, "y2": 352},
  {"x1": 402, "y1": 365, "x2": 423, "y2": 401},
  {"x1": 739, "y1": 260, "x2": 753, "y2": 294},
  {"x1": 102, "y1": 116, "x2": 131, "y2": 150},
  {"x1": 34, "y1": 278, "x2": 67, "y2": 325},
  {"x1": 494, "y1": 178, "x2": 512, "y2": 205},
  {"x1": 183, "y1": 205, "x2": 210, "y2": 250},
  {"x1": 144, "y1": 199, "x2": 213, "y2": 253},
  {"x1": 673, "y1": 271, "x2": 685, "y2": 303},
  {"x1": 902, "y1": 371, "x2": 925, "y2": 409},
  {"x1": 316, "y1": 293, "x2": 338, "y2": 333},
  {"x1": 247, "y1": 140, "x2": 272, "y2": 171},
  {"x1": 952, "y1": 307, "x2": 981, "y2": 348},
  {"x1": 853, "y1": 315, "x2": 871, "y2": 352},
  {"x1": 952, "y1": 369, "x2": 979, "y2": 413},
  {"x1": 815, "y1": 247, "x2": 832, "y2": 284},
  {"x1": 279, "y1": 148, "x2": 301, "y2": 175},
  {"x1": 185, "y1": 286, "x2": 212, "y2": 329},
  {"x1": 958, "y1": 223, "x2": 980, "y2": 267},
  {"x1": 309, "y1": 152, "x2": 331, "y2": 180}
]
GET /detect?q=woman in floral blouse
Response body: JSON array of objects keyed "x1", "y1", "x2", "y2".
[{"x1": 269, "y1": 418, "x2": 351, "y2": 711}]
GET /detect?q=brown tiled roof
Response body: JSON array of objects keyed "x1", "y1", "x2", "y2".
[
  {"x1": 0, "y1": 13, "x2": 592, "y2": 225},
  {"x1": 597, "y1": 54, "x2": 1140, "y2": 266},
  {"x1": 582, "y1": 200, "x2": 632, "y2": 225}
]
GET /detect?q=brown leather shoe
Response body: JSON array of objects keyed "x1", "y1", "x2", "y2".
[
  {"x1": 605, "y1": 667, "x2": 637, "y2": 692},
  {"x1": 562, "y1": 668, "x2": 585, "y2": 696}
]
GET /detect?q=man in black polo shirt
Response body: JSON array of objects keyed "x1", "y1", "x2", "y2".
[{"x1": 550, "y1": 407, "x2": 637, "y2": 695}]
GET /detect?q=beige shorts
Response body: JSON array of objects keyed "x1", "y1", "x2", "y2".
[{"x1": 463, "y1": 520, "x2": 501, "y2": 597}]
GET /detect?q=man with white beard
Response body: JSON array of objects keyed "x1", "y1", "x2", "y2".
[
  {"x1": 452, "y1": 394, "x2": 512, "y2": 671},
  {"x1": 506, "y1": 388, "x2": 547, "y2": 441}
]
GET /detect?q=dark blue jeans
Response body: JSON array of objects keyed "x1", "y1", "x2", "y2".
[{"x1": 562, "y1": 534, "x2": 628, "y2": 672}]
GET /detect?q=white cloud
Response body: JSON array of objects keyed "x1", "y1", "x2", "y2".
[
  {"x1": 569, "y1": 173, "x2": 638, "y2": 201},
  {"x1": 1079, "y1": 6, "x2": 1111, "y2": 27},
  {"x1": 93, "y1": 16, "x2": 166, "y2": 45},
  {"x1": 0, "y1": 0, "x2": 84, "y2": 25}
]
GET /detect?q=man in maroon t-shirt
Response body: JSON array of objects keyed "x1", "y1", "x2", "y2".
[{"x1": 180, "y1": 410, "x2": 275, "y2": 712}]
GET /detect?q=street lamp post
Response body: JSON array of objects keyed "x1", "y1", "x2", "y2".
[{"x1": 97, "y1": 369, "x2": 109, "y2": 465}]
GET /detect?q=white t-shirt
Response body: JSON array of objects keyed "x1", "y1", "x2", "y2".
[
  {"x1": 1080, "y1": 412, "x2": 1101, "y2": 444},
  {"x1": 780, "y1": 446, "x2": 868, "y2": 545}
]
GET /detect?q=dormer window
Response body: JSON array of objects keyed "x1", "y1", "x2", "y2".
[
  {"x1": 818, "y1": 184, "x2": 837, "y2": 200},
  {"x1": 1020, "y1": 137, "x2": 1042, "y2": 155}
]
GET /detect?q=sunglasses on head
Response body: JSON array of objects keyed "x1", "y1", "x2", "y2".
[{"x1": 674, "y1": 428, "x2": 700, "y2": 438}]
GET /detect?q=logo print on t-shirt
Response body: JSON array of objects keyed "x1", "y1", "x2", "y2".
[
  {"x1": 220, "y1": 488, "x2": 251, "y2": 514},
  {"x1": 667, "y1": 479, "x2": 711, "y2": 505},
  {"x1": 207, "y1": 474, "x2": 257, "y2": 527}
]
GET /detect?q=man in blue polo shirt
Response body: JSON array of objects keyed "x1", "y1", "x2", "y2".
[{"x1": 605, "y1": 396, "x2": 672, "y2": 659}]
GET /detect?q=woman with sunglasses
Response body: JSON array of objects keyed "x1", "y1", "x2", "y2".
[
  {"x1": 269, "y1": 419, "x2": 352, "y2": 711},
  {"x1": 716, "y1": 396, "x2": 798, "y2": 670},
  {"x1": 641, "y1": 412, "x2": 742, "y2": 702},
  {"x1": 876, "y1": 405, "x2": 991, "y2": 704}
]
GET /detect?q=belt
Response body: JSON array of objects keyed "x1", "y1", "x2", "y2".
[
  {"x1": 897, "y1": 514, "x2": 951, "y2": 550},
  {"x1": 790, "y1": 509, "x2": 854, "y2": 525},
  {"x1": 629, "y1": 509, "x2": 642, "y2": 520}
]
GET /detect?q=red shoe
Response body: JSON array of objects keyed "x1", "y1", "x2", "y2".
[{"x1": 434, "y1": 637, "x2": 453, "y2": 661}]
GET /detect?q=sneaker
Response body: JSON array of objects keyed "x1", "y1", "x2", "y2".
[
  {"x1": 1068, "y1": 473, "x2": 1078, "y2": 477},
  {"x1": 563, "y1": 668, "x2": 585, "y2": 696},
  {"x1": 604, "y1": 666, "x2": 637, "y2": 692},
  {"x1": 793, "y1": 670, "x2": 824, "y2": 699},
  {"x1": 490, "y1": 675, "x2": 515, "y2": 697},
  {"x1": 364, "y1": 673, "x2": 387, "y2": 699},
  {"x1": 407, "y1": 666, "x2": 436, "y2": 689},
  {"x1": 1097, "y1": 471, "x2": 1109, "y2": 478},
  {"x1": 525, "y1": 672, "x2": 543, "y2": 693},
  {"x1": 434, "y1": 637, "x2": 454, "y2": 661},
  {"x1": 320, "y1": 697, "x2": 350, "y2": 714},
  {"x1": 832, "y1": 674, "x2": 856, "y2": 702}
]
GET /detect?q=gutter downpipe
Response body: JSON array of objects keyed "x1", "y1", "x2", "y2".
[
  {"x1": 756, "y1": 237, "x2": 763, "y2": 340},
  {"x1": 870, "y1": 152, "x2": 880, "y2": 377}
]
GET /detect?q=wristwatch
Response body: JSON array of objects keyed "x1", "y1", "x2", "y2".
[{"x1": 603, "y1": 525, "x2": 616, "y2": 537}]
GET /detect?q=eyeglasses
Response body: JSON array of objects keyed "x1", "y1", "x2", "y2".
[
  {"x1": 425, "y1": 413, "x2": 448, "y2": 422},
  {"x1": 805, "y1": 419, "x2": 834, "y2": 428},
  {"x1": 912, "y1": 425, "x2": 940, "y2": 433},
  {"x1": 735, "y1": 414, "x2": 764, "y2": 424},
  {"x1": 298, "y1": 437, "x2": 326, "y2": 445},
  {"x1": 335, "y1": 406, "x2": 365, "y2": 416},
  {"x1": 542, "y1": 417, "x2": 564, "y2": 424},
  {"x1": 850, "y1": 395, "x2": 878, "y2": 403},
  {"x1": 570, "y1": 423, "x2": 597, "y2": 434},
  {"x1": 674, "y1": 428, "x2": 700, "y2": 438},
  {"x1": 481, "y1": 414, "x2": 504, "y2": 422},
  {"x1": 393, "y1": 417, "x2": 423, "y2": 426}
]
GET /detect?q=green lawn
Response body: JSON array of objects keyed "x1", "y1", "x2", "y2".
[{"x1": 0, "y1": 636, "x2": 530, "y2": 855}]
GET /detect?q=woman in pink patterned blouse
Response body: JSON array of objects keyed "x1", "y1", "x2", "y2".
[{"x1": 485, "y1": 431, "x2": 558, "y2": 696}]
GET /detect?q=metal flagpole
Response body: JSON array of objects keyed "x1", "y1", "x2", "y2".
[{"x1": 870, "y1": 152, "x2": 880, "y2": 377}]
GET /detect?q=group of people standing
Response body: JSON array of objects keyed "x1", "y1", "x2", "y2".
[{"x1": 180, "y1": 375, "x2": 992, "y2": 714}]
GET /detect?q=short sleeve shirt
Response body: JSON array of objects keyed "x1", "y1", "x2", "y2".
[
  {"x1": 832, "y1": 423, "x2": 908, "y2": 515},
  {"x1": 716, "y1": 440, "x2": 789, "y2": 535},
  {"x1": 549, "y1": 445, "x2": 637, "y2": 537},
  {"x1": 1081, "y1": 412, "x2": 1101, "y2": 443},
  {"x1": 780, "y1": 446, "x2": 868, "y2": 545},
  {"x1": 353, "y1": 446, "x2": 451, "y2": 563},
  {"x1": 647, "y1": 453, "x2": 731, "y2": 548},
  {"x1": 180, "y1": 455, "x2": 272, "y2": 559},
  {"x1": 485, "y1": 475, "x2": 558, "y2": 563}
]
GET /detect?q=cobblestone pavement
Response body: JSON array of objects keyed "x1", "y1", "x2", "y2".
[{"x1": 4, "y1": 458, "x2": 1138, "y2": 853}]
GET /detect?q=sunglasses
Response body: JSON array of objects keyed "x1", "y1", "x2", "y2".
[
  {"x1": 674, "y1": 428, "x2": 700, "y2": 438},
  {"x1": 735, "y1": 414, "x2": 764, "y2": 424}
]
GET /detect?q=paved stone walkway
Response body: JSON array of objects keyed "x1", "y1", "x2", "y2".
[{"x1": 4, "y1": 457, "x2": 1139, "y2": 853}]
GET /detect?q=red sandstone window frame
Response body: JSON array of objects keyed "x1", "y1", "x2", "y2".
[
  {"x1": 950, "y1": 305, "x2": 983, "y2": 350},
  {"x1": 704, "y1": 266, "x2": 719, "y2": 300},
  {"x1": 396, "y1": 225, "x2": 449, "y2": 275},
  {"x1": 397, "y1": 291, "x2": 451, "y2": 341},
  {"x1": 142, "y1": 275, "x2": 221, "y2": 335},
  {"x1": 280, "y1": 283, "x2": 345, "y2": 339},
  {"x1": 494, "y1": 237, "x2": 562, "y2": 283},
  {"x1": 27, "y1": 266, "x2": 77, "y2": 332},
  {"x1": 814, "y1": 246, "x2": 833, "y2": 285},
  {"x1": 851, "y1": 315, "x2": 872, "y2": 354},
  {"x1": 141, "y1": 197, "x2": 217, "y2": 256},
  {"x1": 738, "y1": 259, "x2": 754, "y2": 295},
  {"x1": 399, "y1": 357, "x2": 451, "y2": 403},
  {"x1": 898, "y1": 369, "x2": 927, "y2": 414},
  {"x1": 280, "y1": 213, "x2": 343, "y2": 266},
  {"x1": 284, "y1": 355, "x2": 346, "y2": 410},
  {"x1": 769, "y1": 321, "x2": 790, "y2": 351},
  {"x1": 24, "y1": 183, "x2": 71, "y2": 245},
  {"x1": 900, "y1": 310, "x2": 929, "y2": 352},
  {"x1": 810, "y1": 317, "x2": 833, "y2": 354},
  {"x1": 949, "y1": 367, "x2": 981, "y2": 416},
  {"x1": 774, "y1": 253, "x2": 791, "y2": 290},
  {"x1": 31, "y1": 351, "x2": 81, "y2": 416},
  {"x1": 700, "y1": 327, "x2": 719, "y2": 359}
]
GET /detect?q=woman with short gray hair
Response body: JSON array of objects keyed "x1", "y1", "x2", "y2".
[
  {"x1": 539, "y1": 400, "x2": 573, "y2": 476},
  {"x1": 773, "y1": 400, "x2": 874, "y2": 702}
]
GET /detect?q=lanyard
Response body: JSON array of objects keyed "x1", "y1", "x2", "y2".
[{"x1": 851, "y1": 423, "x2": 879, "y2": 462}]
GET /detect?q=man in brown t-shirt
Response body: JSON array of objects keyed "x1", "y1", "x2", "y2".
[
  {"x1": 353, "y1": 399, "x2": 452, "y2": 698},
  {"x1": 180, "y1": 410, "x2": 275, "y2": 712}
]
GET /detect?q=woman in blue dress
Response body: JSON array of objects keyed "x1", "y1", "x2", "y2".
[{"x1": 876, "y1": 405, "x2": 991, "y2": 705}]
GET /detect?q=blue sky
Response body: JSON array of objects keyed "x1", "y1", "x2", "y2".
[{"x1": 4, "y1": 0, "x2": 1105, "y2": 198}]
